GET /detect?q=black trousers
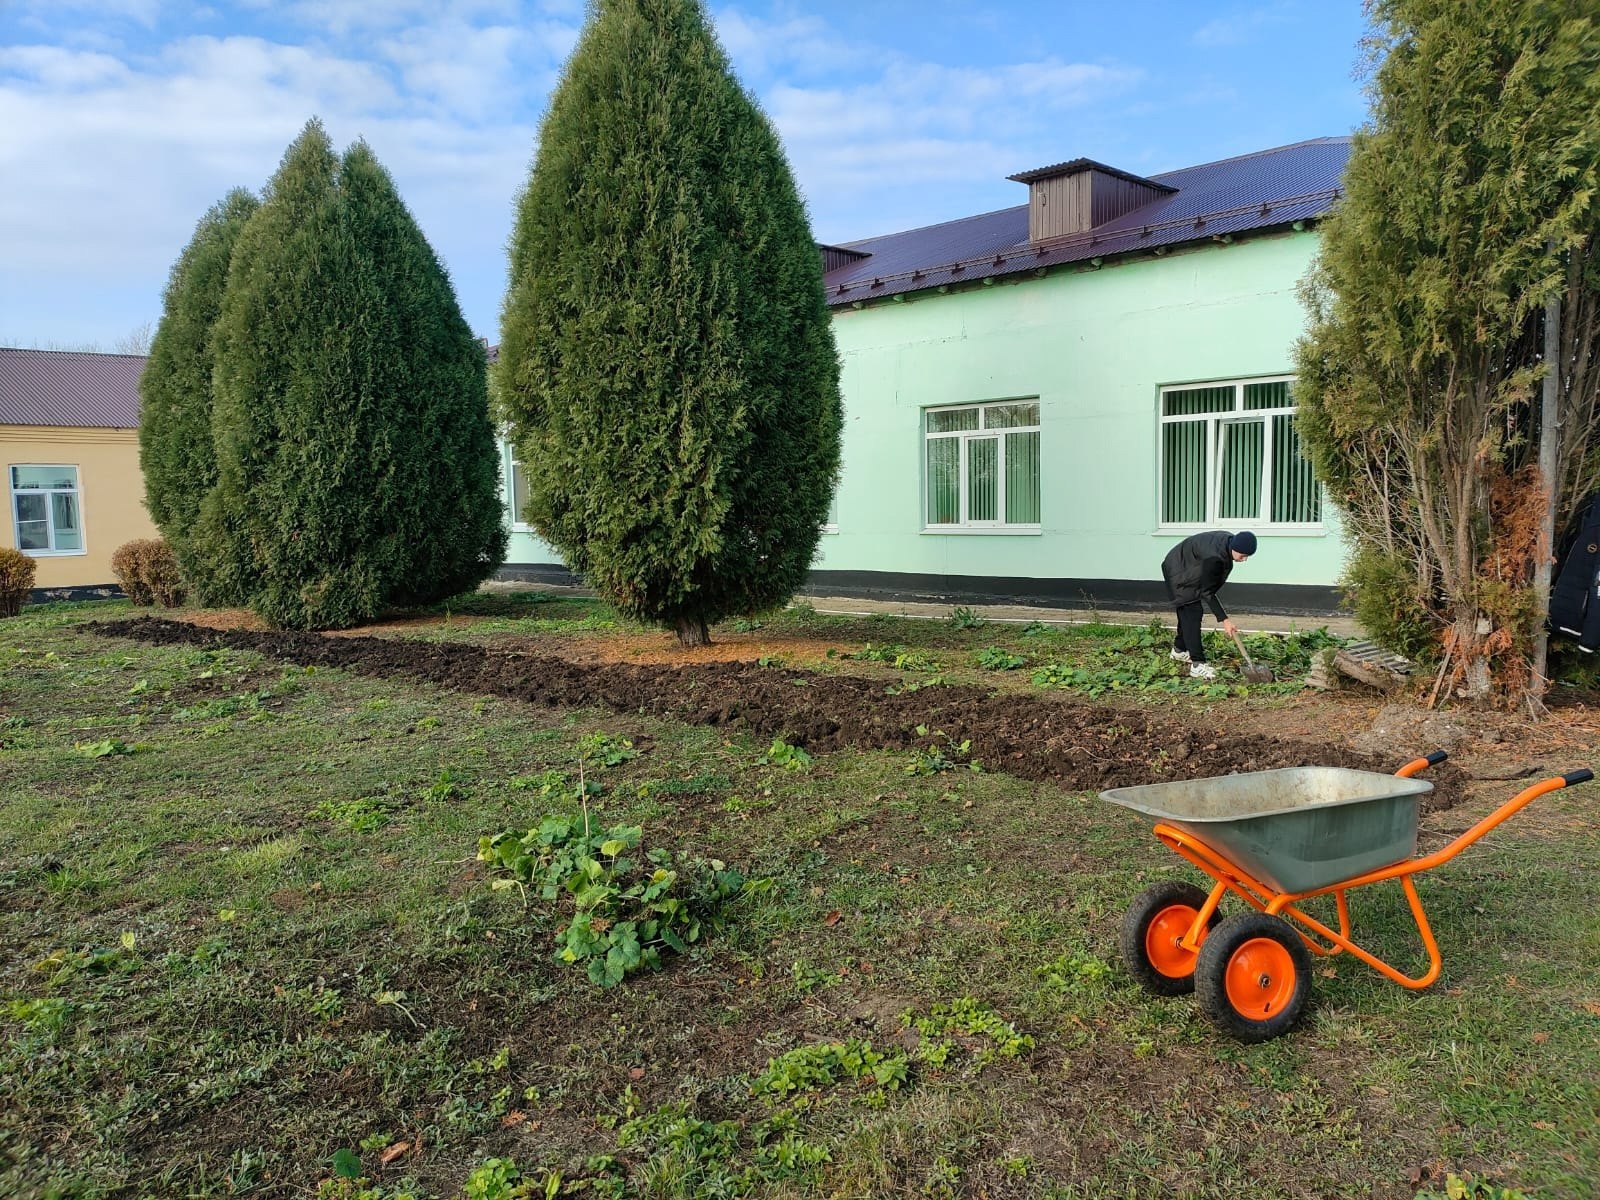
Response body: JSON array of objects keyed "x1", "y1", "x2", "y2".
[
  {"x1": 1172, "y1": 601, "x2": 1206, "y2": 662},
  {"x1": 1162, "y1": 562, "x2": 1207, "y2": 662}
]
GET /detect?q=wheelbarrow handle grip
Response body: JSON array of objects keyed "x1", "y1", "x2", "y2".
[
  {"x1": 1395, "y1": 751, "x2": 1449, "y2": 778},
  {"x1": 1563, "y1": 768, "x2": 1594, "y2": 787}
]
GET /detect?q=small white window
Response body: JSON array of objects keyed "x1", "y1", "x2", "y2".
[
  {"x1": 924, "y1": 400, "x2": 1040, "y2": 530},
  {"x1": 508, "y1": 457, "x2": 532, "y2": 530},
  {"x1": 11, "y1": 464, "x2": 85, "y2": 555}
]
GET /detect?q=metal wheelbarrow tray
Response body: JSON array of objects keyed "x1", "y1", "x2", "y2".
[
  {"x1": 1101, "y1": 752, "x2": 1594, "y2": 1042},
  {"x1": 1101, "y1": 765, "x2": 1433, "y2": 895}
]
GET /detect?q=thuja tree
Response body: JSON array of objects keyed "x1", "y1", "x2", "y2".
[
  {"x1": 139, "y1": 188, "x2": 259, "y2": 603},
  {"x1": 498, "y1": 0, "x2": 841, "y2": 647},
  {"x1": 197, "y1": 120, "x2": 506, "y2": 629},
  {"x1": 1295, "y1": 0, "x2": 1600, "y2": 701}
]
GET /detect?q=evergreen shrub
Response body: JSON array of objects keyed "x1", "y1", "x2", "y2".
[
  {"x1": 193, "y1": 120, "x2": 506, "y2": 629},
  {"x1": 498, "y1": 0, "x2": 841, "y2": 646}
]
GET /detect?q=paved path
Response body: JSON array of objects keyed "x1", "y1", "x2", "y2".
[
  {"x1": 797, "y1": 594, "x2": 1363, "y2": 638},
  {"x1": 484, "y1": 579, "x2": 1363, "y2": 639}
]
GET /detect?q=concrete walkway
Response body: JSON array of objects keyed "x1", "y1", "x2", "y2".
[
  {"x1": 483, "y1": 579, "x2": 1365, "y2": 639},
  {"x1": 796, "y1": 593, "x2": 1364, "y2": 638}
]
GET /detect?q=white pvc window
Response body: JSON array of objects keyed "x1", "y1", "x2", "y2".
[
  {"x1": 924, "y1": 400, "x2": 1041, "y2": 529},
  {"x1": 11, "y1": 464, "x2": 85, "y2": 555},
  {"x1": 1158, "y1": 377, "x2": 1321, "y2": 530},
  {"x1": 508, "y1": 457, "x2": 532, "y2": 531}
]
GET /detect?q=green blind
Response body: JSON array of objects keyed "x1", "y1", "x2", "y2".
[
  {"x1": 1004, "y1": 431, "x2": 1040, "y2": 523},
  {"x1": 1163, "y1": 386, "x2": 1235, "y2": 417},
  {"x1": 1271, "y1": 413, "x2": 1321, "y2": 523},
  {"x1": 1162, "y1": 421, "x2": 1206, "y2": 523},
  {"x1": 1218, "y1": 420, "x2": 1263, "y2": 520},
  {"x1": 1244, "y1": 380, "x2": 1293, "y2": 410},
  {"x1": 926, "y1": 438, "x2": 959, "y2": 524},
  {"x1": 927, "y1": 408, "x2": 979, "y2": 434},
  {"x1": 984, "y1": 402, "x2": 1039, "y2": 429},
  {"x1": 967, "y1": 436, "x2": 998, "y2": 522}
]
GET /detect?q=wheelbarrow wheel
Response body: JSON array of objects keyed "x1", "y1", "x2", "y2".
[
  {"x1": 1195, "y1": 912, "x2": 1313, "y2": 1042},
  {"x1": 1119, "y1": 881, "x2": 1219, "y2": 996}
]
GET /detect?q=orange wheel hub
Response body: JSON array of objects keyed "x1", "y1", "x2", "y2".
[
  {"x1": 1223, "y1": 937, "x2": 1298, "y2": 1017},
  {"x1": 1145, "y1": 904, "x2": 1204, "y2": 978}
]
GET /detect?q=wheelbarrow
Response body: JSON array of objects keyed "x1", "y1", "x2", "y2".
[{"x1": 1101, "y1": 753, "x2": 1594, "y2": 1041}]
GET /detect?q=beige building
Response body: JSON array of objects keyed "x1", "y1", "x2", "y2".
[{"x1": 0, "y1": 348, "x2": 157, "y2": 594}]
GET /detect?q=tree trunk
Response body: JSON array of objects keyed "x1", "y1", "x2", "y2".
[
  {"x1": 1453, "y1": 611, "x2": 1493, "y2": 702},
  {"x1": 674, "y1": 615, "x2": 711, "y2": 648}
]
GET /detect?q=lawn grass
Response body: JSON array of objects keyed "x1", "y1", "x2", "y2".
[{"x1": 1, "y1": 601, "x2": 1597, "y2": 1200}]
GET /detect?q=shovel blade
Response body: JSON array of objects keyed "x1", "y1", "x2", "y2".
[{"x1": 1243, "y1": 666, "x2": 1275, "y2": 683}]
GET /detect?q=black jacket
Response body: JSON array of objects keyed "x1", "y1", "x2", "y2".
[
  {"x1": 1162, "y1": 530, "x2": 1236, "y2": 621},
  {"x1": 1550, "y1": 492, "x2": 1600, "y2": 653}
]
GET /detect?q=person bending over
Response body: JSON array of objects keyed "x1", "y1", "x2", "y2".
[{"x1": 1160, "y1": 530, "x2": 1256, "y2": 679}]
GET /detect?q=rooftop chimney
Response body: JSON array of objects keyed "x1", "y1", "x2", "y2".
[{"x1": 1007, "y1": 159, "x2": 1175, "y2": 244}]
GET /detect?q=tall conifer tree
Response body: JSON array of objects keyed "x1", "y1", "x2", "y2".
[
  {"x1": 498, "y1": 0, "x2": 842, "y2": 646},
  {"x1": 139, "y1": 188, "x2": 259, "y2": 602},
  {"x1": 197, "y1": 119, "x2": 505, "y2": 629},
  {"x1": 1295, "y1": 0, "x2": 1600, "y2": 700}
]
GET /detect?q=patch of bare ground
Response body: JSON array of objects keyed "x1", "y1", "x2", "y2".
[{"x1": 94, "y1": 617, "x2": 1478, "y2": 806}]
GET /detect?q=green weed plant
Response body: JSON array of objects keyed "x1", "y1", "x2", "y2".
[{"x1": 478, "y1": 817, "x2": 759, "y2": 987}]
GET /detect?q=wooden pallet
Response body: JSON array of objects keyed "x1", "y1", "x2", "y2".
[{"x1": 1332, "y1": 640, "x2": 1413, "y2": 690}]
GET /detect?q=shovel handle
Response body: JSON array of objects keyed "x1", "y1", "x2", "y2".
[{"x1": 1227, "y1": 626, "x2": 1257, "y2": 668}]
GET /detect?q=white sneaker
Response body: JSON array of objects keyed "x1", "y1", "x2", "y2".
[
  {"x1": 1169, "y1": 649, "x2": 1191, "y2": 663},
  {"x1": 1188, "y1": 662, "x2": 1217, "y2": 680}
]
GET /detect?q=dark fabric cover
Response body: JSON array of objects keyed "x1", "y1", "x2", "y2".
[
  {"x1": 1162, "y1": 530, "x2": 1237, "y2": 622},
  {"x1": 1550, "y1": 492, "x2": 1600, "y2": 652}
]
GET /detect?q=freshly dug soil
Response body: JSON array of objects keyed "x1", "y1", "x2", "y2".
[{"x1": 94, "y1": 617, "x2": 1464, "y2": 807}]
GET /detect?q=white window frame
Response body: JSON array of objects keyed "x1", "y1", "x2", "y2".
[
  {"x1": 10, "y1": 463, "x2": 87, "y2": 556},
  {"x1": 922, "y1": 399, "x2": 1042, "y2": 533},
  {"x1": 1156, "y1": 375, "x2": 1323, "y2": 533},
  {"x1": 822, "y1": 483, "x2": 840, "y2": 534},
  {"x1": 507, "y1": 455, "x2": 534, "y2": 533}
]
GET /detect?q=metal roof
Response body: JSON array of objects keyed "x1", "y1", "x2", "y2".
[
  {"x1": 0, "y1": 347, "x2": 145, "y2": 428},
  {"x1": 1006, "y1": 157, "x2": 1175, "y2": 190},
  {"x1": 824, "y1": 137, "x2": 1351, "y2": 307}
]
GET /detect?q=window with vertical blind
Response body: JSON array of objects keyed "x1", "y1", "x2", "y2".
[
  {"x1": 924, "y1": 400, "x2": 1040, "y2": 530},
  {"x1": 1158, "y1": 377, "x2": 1321, "y2": 530}
]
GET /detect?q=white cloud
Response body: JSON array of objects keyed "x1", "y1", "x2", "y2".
[
  {"x1": 712, "y1": 8, "x2": 866, "y2": 79},
  {"x1": 1192, "y1": 3, "x2": 1295, "y2": 49},
  {"x1": 762, "y1": 54, "x2": 1143, "y2": 240},
  {"x1": 379, "y1": 22, "x2": 527, "y2": 118},
  {"x1": 0, "y1": 44, "x2": 132, "y2": 88}
]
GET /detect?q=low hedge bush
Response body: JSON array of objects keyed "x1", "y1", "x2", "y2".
[
  {"x1": 110, "y1": 539, "x2": 187, "y2": 607},
  {"x1": 0, "y1": 547, "x2": 36, "y2": 617}
]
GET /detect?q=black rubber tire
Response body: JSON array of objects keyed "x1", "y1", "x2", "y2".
[
  {"x1": 1118, "y1": 880, "x2": 1219, "y2": 996},
  {"x1": 1194, "y1": 912, "x2": 1313, "y2": 1042}
]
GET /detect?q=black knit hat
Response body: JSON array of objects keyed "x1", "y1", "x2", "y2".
[{"x1": 1230, "y1": 531, "x2": 1258, "y2": 556}]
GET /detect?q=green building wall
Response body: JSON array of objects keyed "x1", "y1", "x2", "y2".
[
  {"x1": 810, "y1": 227, "x2": 1345, "y2": 611},
  {"x1": 497, "y1": 227, "x2": 1348, "y2": 613}
]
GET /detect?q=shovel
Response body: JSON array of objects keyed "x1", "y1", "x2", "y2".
[{"x1": 1229, "y1": 628, "x2": 1275, "y2": 683}]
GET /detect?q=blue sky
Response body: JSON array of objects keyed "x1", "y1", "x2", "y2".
[{"x1": 1, "y1": 0, "x2": 1372, "y2": 350}]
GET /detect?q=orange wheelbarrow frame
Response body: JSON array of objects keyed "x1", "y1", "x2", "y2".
[{"x1": 1121, "y1": 754, "x2": 1593, "y2": 1039}]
